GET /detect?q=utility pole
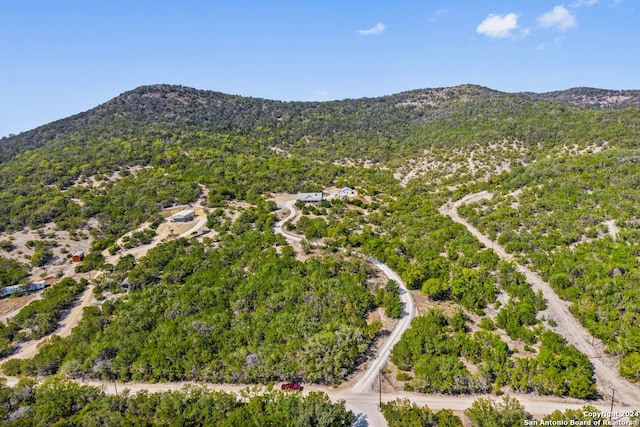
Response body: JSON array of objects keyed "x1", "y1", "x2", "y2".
[
  {"x1": 609, "y1": 388, "x2": 615, "y2": 422},
  {"x1": 110, "y1": 370, "x2": 118, "y2": 396},
  {"x1": 379, "y1": 368, "x2": 382, "y2": 407}
]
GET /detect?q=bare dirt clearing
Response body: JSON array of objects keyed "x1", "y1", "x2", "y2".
[
  {"x1": 394, "y1": 141, "x2": 525, "y2": 188},
  {"x1": 0, "y1": 293, "x2": 38, "y2": 322},
  {"x1": 68, "y1": 165, "x2": 152, "y2": 189},
  {"x1": 102, "y1": 207, "x2": 210, "y2": 264},
  {"x1": 1, "y1": 224, "x2": 92, "y2": 282},
  {"x1": 2, "y1": 199, "x2": 212, "y2": 362},
  {"x1": 1, "y1": 284, "x2": 97, "y2": 362},
  {"x1": 604, "y1": 219, "x2": 620, "y2": 240}
]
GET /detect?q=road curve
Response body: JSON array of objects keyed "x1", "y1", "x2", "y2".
[
  {"x1": 274, "y1": 199, "x2": 417, "y2": 426},
  {"x1": 2, "y1": 199, "x2": 632, "y2": 425},
  {"x1": 339, "y1": 259, "x2": 416, "y2": 426},
  {"x1": 440, "y1": 191, "x2": 640, "y2": 407},
  {"x1": 274, "y1": 200, "x2": 303, "y2": 243}
]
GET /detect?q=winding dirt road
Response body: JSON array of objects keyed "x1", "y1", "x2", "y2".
[
  {"x1": 274, "y1": 199, "x2": 418, "y2": 426},
  {"x1": 440, "y1": 191, "x2": 640, "y2": 407},
  {"x1": 2, "y1": 215, "x2": 209, "y2": 364},
  {"x1": 274, "y1": 199, "x2": 302, "y2": 243},
  {"x1": 272, "y1": 199, "x2": 622, "y2": 425},
  {"x1": 274, "y1": 201, "x2": 418, "y2": 393},
  {"x1": 2, "y1": 284, "x2": 96, "y2": 362},
  {"x1": 2, "y1": 198, "x2": 635, "y2": 426}
]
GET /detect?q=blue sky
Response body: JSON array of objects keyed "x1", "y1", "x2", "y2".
[{"x1": 1, "y1": 0, "x2": 637, "y2": 137}]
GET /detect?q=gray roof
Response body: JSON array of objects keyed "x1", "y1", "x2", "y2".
[
  {"x1": 171, "y1": 209, "x2": 195, "y2": 220},
  {"x1": 296, "y1": 192, "x2": 323, "y2": 202}
]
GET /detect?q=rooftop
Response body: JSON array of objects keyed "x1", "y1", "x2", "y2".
[{"x1": 296, "y1": 192, "x2": 323, "y2": 202}]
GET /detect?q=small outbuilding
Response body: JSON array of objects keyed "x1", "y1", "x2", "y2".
[
  {"x1": 296, "y1": 193, "x2": 323, "y2": 203},
  {"x1": 171, "y1": 209, "x2": 195, "y2": 222},
  {"x1": 72, "y1": 251, "x2": 85, "y2": 262},
  {"x1": 337, "y1": 187, "x2": 356, "y2": 200},
  {"x1": 340, "y1": 187, "x2": 355, "y2": 196}
]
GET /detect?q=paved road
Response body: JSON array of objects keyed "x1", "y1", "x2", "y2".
[{"x1": 440, "y1": 191, "x2": 640, "y2": 407}]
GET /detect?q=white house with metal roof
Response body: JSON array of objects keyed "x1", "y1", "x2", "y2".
[
  {"x1": 171, "y1": 209, "x2": 195, "y2": 222},
  {"x1": 296, "y1": 192, "x2": 323, "y2": 203}
]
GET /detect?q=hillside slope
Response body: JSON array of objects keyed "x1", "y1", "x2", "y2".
[
  {"x1": 3, "y1": 84, "x2": 640, "y2": 163},
  {"x1": 1, "y1": 82, "x2": 640, "y2": 399}
]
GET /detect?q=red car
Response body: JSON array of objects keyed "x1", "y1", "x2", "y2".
[{"x1": 280, "y1": 382, "x2": 301, "y2": 391}]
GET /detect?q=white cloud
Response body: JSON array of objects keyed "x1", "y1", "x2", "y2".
[
  {"x1": 520, "y1": 28, "x2": 532, "y2": 38},
  {"x1": 538, "y1": 6, "x2": 577, "y2": 30},
  {"x1": 357, "y1": 23, "x2": 385, "y2": 36},
  {"x1": 537, "y1": 35, "x2": 566, "y2": 50},
  {"x1": 571, "y1": 0, "x2": 599, "y2": 7},
  {"x1": 476, "y1": 13, "x2": 520, "y2": 39},
  {"x1": 430, "y1": 8, "x2": 447, "y2": 23}
]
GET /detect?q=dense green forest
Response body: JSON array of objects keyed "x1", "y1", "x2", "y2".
[
  {"x1": 0, "y1": 257, "x2": 29, "y2": 289},
  {"x1": 3, "y1": 206, "x2": 379, "y2": 385},
  {"x1": 390, "y1": 309, "x2": 595, "y2": 398},
  {"x1": 1, "y1": 83, "x2": 640, "y2": 419},
  {"x1": 381, "y1": 399, "x2": 463, "y2": 426},
  {"x1": 0, "y1": 377, "x2": 355, "y2": 426},
  {"x1": 381, "y1": 397, "x2": 617, "y2": 427}
]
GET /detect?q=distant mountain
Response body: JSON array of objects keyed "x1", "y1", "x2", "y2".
[
  {"x1": 523, "y1": 87, "x2": 640, "y2": 109},
  {"x1": 1, "y1": 83, "x2": 639, "y2": 163}
]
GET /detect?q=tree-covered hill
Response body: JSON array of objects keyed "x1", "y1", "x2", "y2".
[
  {"x1": 523, "y1": 87, "x2": 640, "y2": 109},
  {"x1": 3, "y1": 83, "x2": 640, "y2": 163},
  {"x1": 0, "y1": 83, "x2": 428, "y2": 162},
  {"x1": 1, "y1": 81, "x2": 640, "y2": 394}
]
